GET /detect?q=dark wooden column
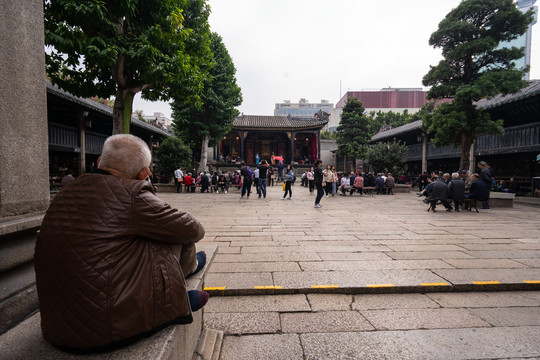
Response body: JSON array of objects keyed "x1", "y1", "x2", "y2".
[
  {"x1": 317, "y1": 129, "x2": 321, "y2": 160},
  {"x1": 240, "y1": 131, "x2": 245, "y2": 161},
  {"x1": 290, "y1": 131, "x2": 295, "y2": 163}
]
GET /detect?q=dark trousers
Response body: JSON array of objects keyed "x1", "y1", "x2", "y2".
[
  {"x1": 315, "y1": 183, "x2": 324, "y2": 205},
  {"x1": 259, "y1": 179, "x2": 267, "y2": 198},
  {"x1": 241, "y1": 180, "x2": 252, "y2": 197},
  {"x1": 308, "y1": 180, "x2": 314, "y2": 193},
  {"x1": 324, "y1": 182, "x2": 332, "y2": 195},
  {"x1": 429, "y1": 199, "x2": 451, "y2": 210},
  {"x1": 283, "y1": 181, "x2": 292, "y2": 198},
  {"x1": 254, "y1": 178, "x2": 260, "y2": 195}
]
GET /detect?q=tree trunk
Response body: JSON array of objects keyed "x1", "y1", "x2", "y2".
[
  {"x1": 112, "y1": 89, "x2": 135, "y2": 135},
  {"x1": 459, "y1": 132, "x2": 473, "y2": 171},
  {"x1": 197, "y1": 134, "x2": 210, "y2": 174}
]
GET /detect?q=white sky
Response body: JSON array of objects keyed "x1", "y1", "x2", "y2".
[{"x1": 133, "y1": 0, "x2": 539, "y2": 118}]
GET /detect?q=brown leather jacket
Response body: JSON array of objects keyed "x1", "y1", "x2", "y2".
[{"x1": 34, "y1": 172, "x2": 205, "y2": 350}]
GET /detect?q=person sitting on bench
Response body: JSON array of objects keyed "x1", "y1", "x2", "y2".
[
  {"x1": 427, "y1": 175, "x2": 453, "y2": 212},
  {"x1": 466, "y1": 173, "x2": 490, "y2": 210}
]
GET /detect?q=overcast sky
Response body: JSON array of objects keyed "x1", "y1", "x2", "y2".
[{"x1": 133, "y1": 0, "x2": 539, "y2": 118}]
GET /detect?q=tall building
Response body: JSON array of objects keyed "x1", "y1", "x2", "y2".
[
  {"x1": 274, "y1": 98, "x2": 333, "y2": 118},
  {"x1": 328, "y1": 88, "x2": 428, "y2": 131},
  {"x1": 514, "y1": 0, "x2": 537, "y2": 80}
]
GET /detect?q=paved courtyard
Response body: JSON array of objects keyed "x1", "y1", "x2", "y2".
[{"x1": 160, "y1": 183, "x2": 540, "y2": 359}]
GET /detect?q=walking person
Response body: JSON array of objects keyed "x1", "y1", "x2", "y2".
[
  {"x1": 323, "y1": 165, "x2": 333, "y2": 197},
  {"x1": 282, "y1": 165, "x2": 294, "y2": 200},
  {"x1": 240, "y1": 162, "x2": 252, "y2": 199},
  {"x1": 174, "y1": 166, "x2": 184, "y2": 193},
  {"x1": 313, "y1": 160, "x2": 324, "y2": 208},
  {"x1": 331, "y1": 166, "x2": 338, "y2": 196},
  {"x1": 307, "y1": 167, "x2": 315, "y2": 194},
  {"x1": 257, "y1": 160, "x2": 269, "y2": 198},
  {"x1": 253, "y1": 166, "x2": 260, "y2": 196}
]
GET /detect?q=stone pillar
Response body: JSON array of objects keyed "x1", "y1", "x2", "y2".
[
  {"x1": 0, "y1": 0, "x2": 50, "y2": 216},
  {"x1": 78, "y1": 112, "x2": 88, "y2": 176}
]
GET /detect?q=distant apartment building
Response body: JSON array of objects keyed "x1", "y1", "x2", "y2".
[
  {"x1": 140, "y1": 112, "x2": 174, "y2": 134},
  {"x1": 274, "y1": 98, "x2": 334, "y2": 118},
  {"x1": 328, "y1": 87, "x2": 428, "y2": 131}
]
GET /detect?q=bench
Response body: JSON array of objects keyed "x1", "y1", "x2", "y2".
[
  {"x1": 362, "y1": 187, "x2": 376, "y2": 196},
  {"x1": 490, "y1": 192, "x2": 515, "y2": 207},
  {"x1": 0, "y1": 244, "x2": 219, "y2": 360},
  {"x1": 464, "y1": 199, "x2": 479, "y2": 212}
]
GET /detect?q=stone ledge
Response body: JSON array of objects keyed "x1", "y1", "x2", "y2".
[
  {"x1": 0, "y1": 244, "x2": 217, "y2": 360},
  {"x1": 490, "y1": 192, "x2": 515, "y2": 208},
  {"x1": 0, "y1": 213, "x2": 43, "y2": 237}
]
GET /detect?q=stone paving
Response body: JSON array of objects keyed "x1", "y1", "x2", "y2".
[{"x1": 159, "y1": 183, "x2": 540, "y2": 359}]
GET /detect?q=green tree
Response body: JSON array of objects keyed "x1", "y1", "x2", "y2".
[
  {"x1": 422, "y1": 0, "x2": 533, "y2": 170},
  {"x1": 320, "y1": 130, "x2": 336, "y2": 140},
  {"x1": 365, "y1": 141, "x2": 408, "y2": 176},
  {"x1": 367, "y1": 110, "x2": 414, "y2": 136},
  {"x1": 335, "y1": 98, "x2": 370, "y2": 165},
  {"x1": 172, "y1": 32, "x2": 242, "y2": 173},
  {"x1": 154, "y1": 137, "x2": 192, "y2": 177},
  {"x1": 44, "y1": 0, "x2": 212, "y2": 134}
]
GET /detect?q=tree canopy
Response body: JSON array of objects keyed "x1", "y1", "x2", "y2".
[
  {"x1": 365, "y1": 141, "x2": 408, "y2": 176},
  {"x1": 422, "y1": 0, "x2": 533, "y2": 170},
  {"x1": 154, "y1": 137, "x2": 192, "y2": 176},
  {"x1": 366, "y1": 110, "x2": 414, "y2": 136},
  {"x1": 172, "y1": 32, "x2": 242, "y2": 173},
  {"x1": 44, "y1": 0, "x2": 212, "y2": 134},
  {"x1": 335, "y1": 98, "x2": 370, "y2": 161}
]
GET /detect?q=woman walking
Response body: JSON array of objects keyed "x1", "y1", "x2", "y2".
[
  {"x1": 313, "y1": 160, "x2": 324, "y2": 208},
  {"x1": 322, "y1": 165, "x2": 333, "y2": 197},
  {"x1": 282, "y1": 165, "x2": 294, "y2": 200},
  {"x1": 331, "y1": 166, "x2": 338, "y2": 196}
]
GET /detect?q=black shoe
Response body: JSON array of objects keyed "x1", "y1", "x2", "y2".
[{"x1": 446, "y1": 208, "x2": 453, "y2": 212}]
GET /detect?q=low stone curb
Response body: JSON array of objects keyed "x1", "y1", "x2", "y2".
[{"x1": 204, "y1": 281, "x2": 540, "y2": 297}]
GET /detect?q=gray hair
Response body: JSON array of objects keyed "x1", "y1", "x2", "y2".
[
  {"x1": 451, "y1": 172, "x2": 459, "y2": 179},
  {"x1": 99, "y1": 134, "x2": 151, "y2": 178}
]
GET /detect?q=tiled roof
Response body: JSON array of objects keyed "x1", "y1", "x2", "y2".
[
  {"x1": 46, "y1": 81, "x2": 171, "y2": 137},
  {"x1": 475, "y1": 80, "x2": 540, "y2": 109},
  {"x1": 233, "y1": 114, "x2": 328, "y2": 130},
  {"x1": 370, "y1": 120, "x2": 423, "y2": 142}
]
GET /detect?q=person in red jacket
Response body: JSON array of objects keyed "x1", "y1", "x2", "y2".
[
  {"x1": 35, "y1": 134, "x2": 208, "y2": 351},
  {"x1": 183, "y1": 172, "x2": 196, "y2": 193}
]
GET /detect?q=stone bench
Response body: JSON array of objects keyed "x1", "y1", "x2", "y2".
[
  {"x1": 0, "y1": 244, "x2": 219, "y2": 360},
  {"x1": 393, "y1": 184, "x2": 412, "y2": 193},
  {"x1": 490, "y1": 192, "x2": 515, "y2": 207}
]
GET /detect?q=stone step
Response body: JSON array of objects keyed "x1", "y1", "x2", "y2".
[
  {"x1": 192, "y1": 328, "x2": 224, "y2": 360},
  {"x1": 0, "y1": 213, "x2": 43, "y2": 334},
  {"x1": 0, "y1": 231, "x2": 37, "y2": 273},
  {"x1": 0, "y1": 262, "x2": 38, "y2": 334},
  {"x1": 0, "y1": 244, "x2": 217, "y2": 360}
]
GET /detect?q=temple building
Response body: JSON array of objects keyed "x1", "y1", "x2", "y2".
[{"x1": 217, "y1": 112, "x2": 329, "y2": 165}]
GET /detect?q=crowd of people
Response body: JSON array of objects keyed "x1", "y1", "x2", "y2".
[
  {"x1": 168, "y1": 158, "x2": 521, "y2": 212},
  {"x1": 416, "y1": 161, "x2": 498, "y2": 212}
]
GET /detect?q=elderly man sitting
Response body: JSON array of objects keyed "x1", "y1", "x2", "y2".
[
  {"x1": 35, "y1": 134, "x2": 208, "y2": 352},
  {"x1": 426, "y1": 175, "x2": 453, "y2": 212},
  {"x1": 466, "y1": 173, "x2": 491, "y2": 209}
]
